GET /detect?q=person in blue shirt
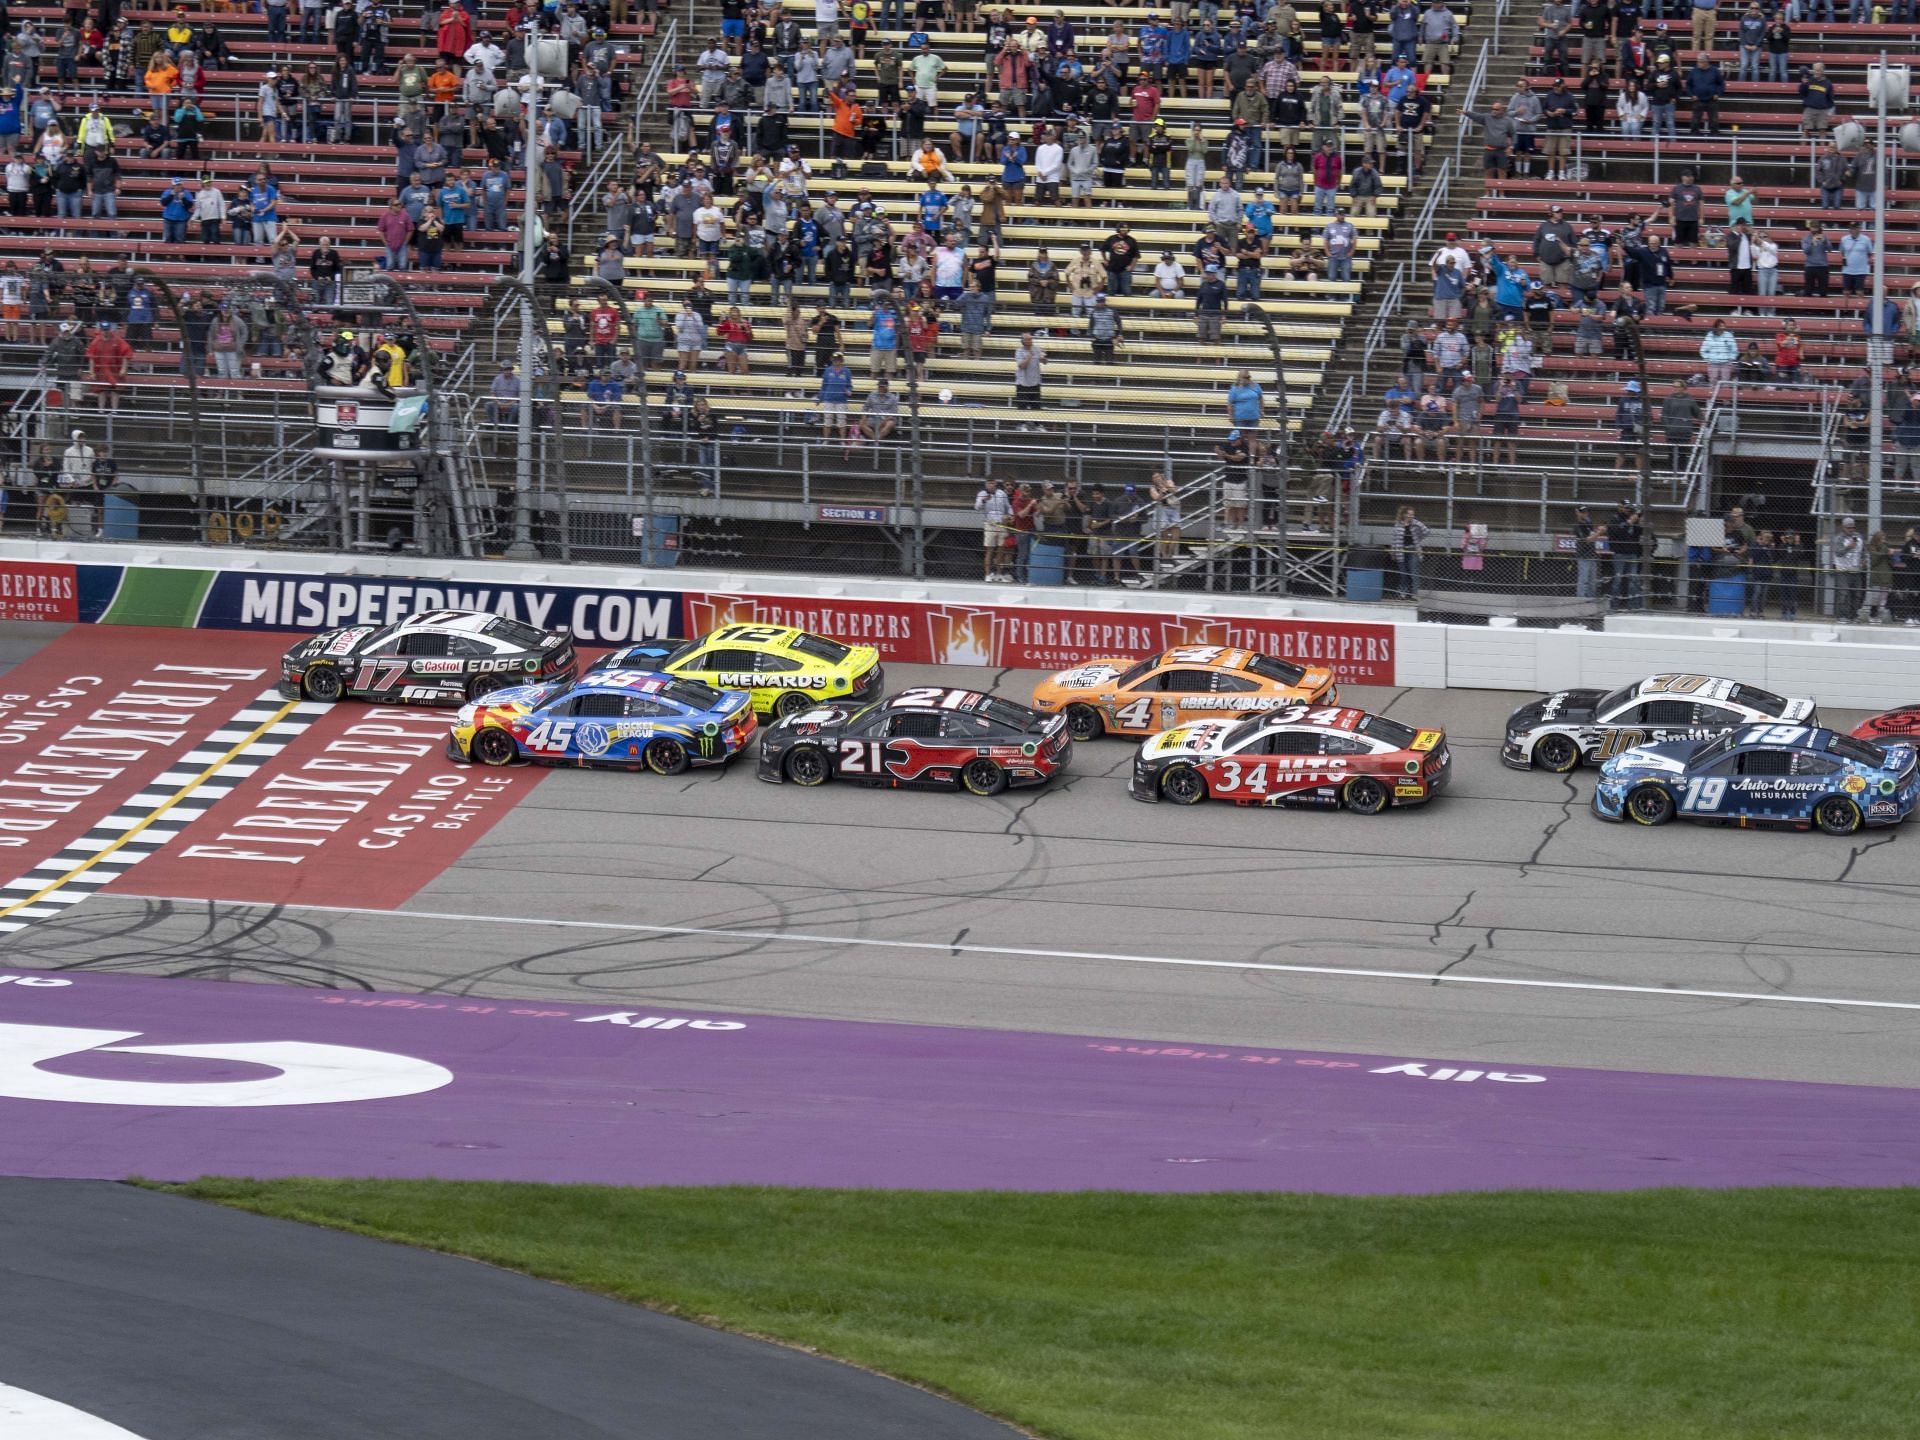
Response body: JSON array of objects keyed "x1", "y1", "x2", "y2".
[
  {"x1": 247, "y1": 173, "x2": 281, "y2": 244},
  {"x1": 436, "y1": 172, "x2": 471, "y2": 245},
  {"x1": 160, "y1": 179, "x2": 193, "y2": 244},
  {"x1": 998, "y1": 134, "x2": 1028, "y2": 201},
  {"x1": 1245, "y1": 189, "x2": 1275, "y2": 238},
  {"x1": 868, "y1": 303, "x2": 900, "y2": 376},
  {"x1": 479, "y1": 159, "x2": 511, "y2": 231},
  {"x1": 1227, "y1": 368, "x2": 1265, "y2": 426},
  {"x1": 796, "y1": 214, "x2": 821, "y2": 283},
  {"x1": 400, "y1": 179, "x2": 433, "y2": 223},
  {"x1": 917, "y1": 182, "x2": 949, "y2": 234},
  {"x1": 1383, "y1": 377, "x2": 1415, "y2": 410},
  {"x1": 0, "y1": 86, "x2": 21, "y2": 148},
  {"x1": 817, "y1": 354, "x2": 854, "y2": 441},
  {"x1": 1381, "y1": 60, "x2": 1415, "y2": 104},
  {"x1": 1490, "y1": 252, "x2": 1529, "y2": 315},
  {"x1": 125, "y1": 280, "x2": 157, "y2": 343}
]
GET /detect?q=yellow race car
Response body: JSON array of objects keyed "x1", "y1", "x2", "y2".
[{"x1": 592, "y1": 624, "x2": 884, "y2": 720}]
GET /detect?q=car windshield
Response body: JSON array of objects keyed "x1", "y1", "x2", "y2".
[
  {"x1": 1828, "y1": 733, "x2": 1890, "y2": 767},
  {"x1": 1245, "y1": 653, "x2": 1306, "y2": 685},
  {"x1": 1729, "y1": 683, "x2": 1791, "y2": 716},
  {"x1": 1223, "y1": 718, "x2": 1269, "y2": 749},
  {"x1": 664, "y1": 679, "x2": 726, "y2": 711},
  {"x1": 788, "y1": 633, "x2": 851, "y2": 664},
  {"x1": 661, "y1": 638, "x2": 705, "y2": 666},
  {"x1": 1594, "y1": 684, "x2": 1635, "y2": 717},
  {"x1": 1113, "y1": 657, "x2": 1157, "y2": 688},
  {"x1": 514, "y1": 679, "x2": 573, "y2": 709},
  {"x1": 1358, "y1": 714, "x2": 1419, "y2": 748},
  {"x1": 1689, "y1": 732, "x2": 1737, "y2": 766},
  {"x1": 483, "y1": 616, "x2": 552, "y2": 649}
]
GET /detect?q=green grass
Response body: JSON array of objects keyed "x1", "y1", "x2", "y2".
[{"x1": 170, "y1": 1180, "x2": 1920, "y2": 1440}]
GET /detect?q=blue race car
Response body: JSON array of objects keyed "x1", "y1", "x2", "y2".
[
  {"x1": 1593, "y1": 723, "x2": 1918, "y2": 834},
  {"x1": 448, "y1": 669, "x2": 757, "y2": 774}
]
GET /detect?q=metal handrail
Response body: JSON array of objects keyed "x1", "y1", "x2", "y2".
[
  {"x1": 1359, "y1": 260, "x2": 1405, "y2": 395},
  {"x1": 1408, "y1": 155, "x2": 1452, "y2": 261},
  {"x1": 1453, "y1": 39, "x2": 1491, "y2": 170}
]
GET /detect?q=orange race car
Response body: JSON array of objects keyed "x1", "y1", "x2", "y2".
[{"x1": 1031, "y1": 645, "x2": 1338, "y2": 740}]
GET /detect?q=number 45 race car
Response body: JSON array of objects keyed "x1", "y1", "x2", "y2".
[
  {"x1": 758, "y1": 686, "x2": 1071, "y2": 794},
  {"x1": 1131, "y1": 706, "x2": 1449, "y2": 812},
  {"x1": 1594, "y1": 723, "x2": 1918, "y2": 833},
  {"x1": 449, "y1": 669, "x2": 756, "y2": 774},
  {"x1": 282, "y1": 610, "x2": 577, "y2": 706}
]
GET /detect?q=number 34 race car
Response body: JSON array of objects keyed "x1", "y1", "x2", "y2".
[
  {"x1": 1593, "y1": 724, "x2": 1918, "y2": 833},
  {"x1": 758, "y1": 687, "x2": 1071, "y2": 794},
  {"x1": 282, "y1": 609, "x2": 577, "y2": 705},
  {"x1": 449, "y1": 670, "x2": 757, "y2": 773},
  {"x1": 1031, "y1": 645, "x2": 1338, "y2": 740},
  {"x1": 1131, "y1": 706, "x2": 1449, "y2": 811}
]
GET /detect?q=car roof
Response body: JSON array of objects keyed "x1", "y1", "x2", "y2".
[
  {"x1": 582, "y1": 668, "x2": 680, "y2": 695},
  {"x1": 699, "y1": 624, "x2": 808, "y2": 649},
  {"x1": 886, "y1": 688, "x2": 992, "y2": 712},
  {"x1": 1629, "y1": 673, "x2": 1738, "y2": 703},
  {"x1": 1157, "y1": 645, "x2": 1296, "y2": 673},
  {"x1": 401, "y1": 609, "x2": 498, "y2": 635},
  {"x1": 1255, "y1": 705, "x2": 1370, "y2": 734},
  {"x1": 1731, "y1": 723, "x2": 1841, "y2": 750}
]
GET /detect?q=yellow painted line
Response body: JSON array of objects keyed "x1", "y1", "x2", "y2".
[{"x1": 0, "y1": 697, "x2": 301, "y2": 920}]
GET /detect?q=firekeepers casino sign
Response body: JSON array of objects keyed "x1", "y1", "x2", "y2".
[{"x1": 684, "y1": 593, "x2": 1395, "y2": 684}]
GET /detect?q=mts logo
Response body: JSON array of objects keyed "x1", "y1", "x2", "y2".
[
  {"x1": 1370, "y1": 1062, "x2": 1546, "y2": 1083},
  {"x1": 575, "y1": 1012, "x2": 746, "y2": 1031}
]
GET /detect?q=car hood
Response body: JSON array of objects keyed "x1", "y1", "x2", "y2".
[
  {"x1": 1141, "y1": 721, "x2": 1241, "y2": 759},
  {"x1": 1598, "y1": 737, "x2": 1715, "y2": 776},
  {"x1": 1509, "y1": 688, "x2": 1607, "y2": 731},
  {"x1": 287, "y1": 625, "x2": 380, "y2": 661},
  {"x1": 1038, "y1": 659, "x2": 1132, "y2": 696}
]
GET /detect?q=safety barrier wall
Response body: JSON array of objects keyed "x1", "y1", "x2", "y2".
[{"x1": 0, "y1": 543, "x2": 1913, "y2": 705}]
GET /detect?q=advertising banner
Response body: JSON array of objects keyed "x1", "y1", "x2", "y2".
[{"x1": 0, "y1": 561, "x2": 80, "y2": 623}]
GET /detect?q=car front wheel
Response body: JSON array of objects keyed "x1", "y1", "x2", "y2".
[
  {"x1": 1534, "y1": 734, "x2": 1580, "y2": 772},
  {"x1": 784, "y1": 747, "x2": 830, "y2": 786},
  {"x1": 470, "y1": 727, "x2": 518, "y2": 767},
  {"x1": 302, "y1": 666, "x2": 344, "y2": 702},
  {"x1": 1064, "y1": 703, "x2": 1104, "y2": 741},
  {"x1": 1159, "y1": 765, "x2": 1208, "y2": 805},
  {"x1": 1626, "y1": 785, "x2": 1675, "y2": 826}
]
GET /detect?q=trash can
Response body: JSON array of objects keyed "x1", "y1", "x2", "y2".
[
  {"x1": 1028, "y1": 538, "x2": 1067, "y2": 586},
  {"x1": 1345, "y1": 566, "x2": 1384, "y2": 602},
  {"x1": 1706, "y1": 577, "x2": 1746, "y2": 615}
]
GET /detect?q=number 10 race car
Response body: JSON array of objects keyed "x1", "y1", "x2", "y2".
[
  {"x1": 758, "y1": 687, "x2": 1071, "y2": 794},
  {"x1": 1131, "y1": 706, "x2": 1449, "y2": 811},
  {"x1": 281, "y1": 609, "x2": 577, "y2": 705},
  {"x1": 1502, "y1": 673, "x2": 1816, "y2": 772}
]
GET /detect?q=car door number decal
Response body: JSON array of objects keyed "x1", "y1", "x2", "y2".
[
  {"x1": 1213, "y1": 759, "x2": 1271, "y2": 794},
  {"x1": 524, "y1": 720, "x2": 577, "y2": 753},
  {"x1": 1112, "y1": 697, "x2": 1153, "y2": 728},
  {"x1": 839, "y1": 739, "x2": 883, "y2": 773},
  {"x1": 1679, "y1": 776, "x2": 1727, "y2": 812},
  {"x1": 353, "y1": 662, "x2": 408, "y2": 692}
]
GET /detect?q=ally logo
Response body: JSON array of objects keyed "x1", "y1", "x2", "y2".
[{"x1": 0, "y1": 1022, "x2": 454, "y2": 1107}]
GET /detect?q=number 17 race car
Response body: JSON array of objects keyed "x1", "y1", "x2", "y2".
[
  {"x1": 758, "y1": 686, "x2": 1071, "y2": 794},
  {"x1": 281, "y1": 609, "x2": 577, "y2": 705},
  {"x1": 1131, "y1": 705, "x2": 1449, "y2": 811},
  {"x1": 1593, "y1": 723, "x2": 1918, "y2": 833}
]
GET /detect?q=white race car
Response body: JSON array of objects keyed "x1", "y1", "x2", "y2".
[{"x1": 1502, "y1": 673, "x2": 1817, "y2": 772}]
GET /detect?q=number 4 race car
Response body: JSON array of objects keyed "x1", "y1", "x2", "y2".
[
  {"x1": 1130, "y1": 706, "x2": 1449, "y2": 811},
  {"x1": 592, "y1": 624, "x2": 883, "y2": 721},
  {"x1": 448, "y1": 669, "x2": 757, "y2": 774},
  {"x1": 1030, "y1": 645, "x2": 1338, "y2": 741},
  {"x1": 281, "y1": 610, "x2": 577, "y2": 706},
  {"x1": 757, "y1": 686, "x2": 1071, "y2": 794},
  {"x1": 1593, "y1": 723, "x2": 1918, "y2": 833},
  {"x1": 1502, "y1": 673, "x2": 1817, "y2": 772}
]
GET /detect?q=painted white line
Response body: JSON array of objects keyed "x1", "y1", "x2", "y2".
[
  {"x1": 108, "y1": 896, "x2": 1920, "y2": 1014},
  {"x1": 0, "y1": 1382, "x2": 152, "y2": 1438}
]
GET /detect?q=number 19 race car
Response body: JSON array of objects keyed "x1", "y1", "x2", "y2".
[
  {"x1": 758, "y1": 686, "x2": 1071, "y2": 794},
  {"x1": 1030, "y1": 645, "x2": 1338, "y2": 741},
  {"x1": 281, "y1": 609, "x2": 577, "y2": 706},
  {"x1": 1502, "y1": 673, "x2": 1816, "y2": 772},
  {"x1": 1593, "y1": 723, "x2": 1918, "y2": 833},
  {"x1": 1130, "y1": 705, "x2": 1449, "y2": 811},
  {"x1": 449, "y1": 669, "x2": 756, "y2": 773},
  {"x1": 591, "y1": 624, "x2": 883, "y2": 721}
]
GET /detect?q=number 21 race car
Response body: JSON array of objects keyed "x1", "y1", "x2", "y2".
[
  {"x1": 281, "y1": 609, "x2": 577, "y2": 706},
  {"x1": 1131, "y1": 706, "x2": 1449, "y2": 811},
  {"x1": 758, "y1": 687, "x2": 1071, "y2": 794},
  {"x1": 449, "y1": 670, "x2": 756, "y2": 774},
  {"x1": 1030, "y1": 645, "x2": 1338, "y2": 740},
  {"x1": 1593, "y1": 724, "x2": 1918, "y2": 833}
]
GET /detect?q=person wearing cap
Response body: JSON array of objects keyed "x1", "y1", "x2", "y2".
[
  {"x1": 1570, "y1": 504, "x2": 1600, "y2": 598},
  {"x1": 1194, "y1": 261, "x2": 1228, "y2": 343},
  {"x1": 1831, "y1": 515, "x2": 1866, "y2": 621},
  {"x1": 1645, "y1": 51, "x2": 1680, "y2": 138},
  {"x1": 1612, "y1": 381, "x2": 1647, "y2": 472},
  {"x1": 1532, "y1": 205, "x2": 1575, "y2": 286}
]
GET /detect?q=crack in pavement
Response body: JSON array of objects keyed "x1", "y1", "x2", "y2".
[
  {"x1": 1432, "y1": 942, "x2": 1479, "y2": 983},
  {"x1": 950, "y1": 926, "x2": 970, "y2": 956},
  {"x1": 1519, "y1": 773, "x2": 1580, "y2": 878},
  {"x1": 1427, "y1": 888, "x2": 1478, "y2": 946}
]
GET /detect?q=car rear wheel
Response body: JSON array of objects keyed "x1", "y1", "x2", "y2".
[
  {"x1": 961, "y1": 758, "x2": 1007, "y2": 796},
  {"x1": 1343, "y1": 776, "x2": 1389, "y2": 814},
  {"x1": 1626, "y1": 785, "x2": 1675, "y2": 826},
  {"x1": 644, "y1": 737, "x2": 690, "y2": 776},
  {"x1": 302, "y1": 666, "x2": 344, "y2": 702},
  {"x1": 1064, "y1": 703, "x2": 1104, "y2": 741},
  {"x1": 776, "y1": 691, "x2": 817, "y2": 721},
  {"x1": 467, "y1": 672, "x2": 514, "y2": 702},
  {"x1": 1159, "y1": 765, "x2": 1208, "y2": 805},
  {"x1": 1534, "y1": 734, "x2": 1580, "y2": 773},
  {"x1": 784, "y1": 747, "x2": 830, "y2": 786},
  {"x1": 1814, "y1": 795, "x2": 1862, "y2": 835},
  {"x1": 470, "y1": 727, "x2": 517, "y2": 767}
]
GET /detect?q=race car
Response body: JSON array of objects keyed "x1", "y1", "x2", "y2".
[
  {"x1": 590, "y1": 623, "x2": 883, "y2": 721},
  {"x1": 1592, "y1": 722, "x2": 1917, "y2": 833},
  {"x1": 448, "y1": 668, "x2": 756, "y2": 773},
  {"x1": 1852, "y1": 705, "x2": 1920, "y2": 745},
  {"x1": 1502, "y1": 673, "x2": 1817, "y2": 772},
  {"x1": 281, "y1": 609, "x2": 576, "y2": 706},
  {"x1": 757, "y1": 685, "x2": 1070, "y2": 794},
  {"x1": 1131, "y1": 705, "x2": 1449, "y2": 811},
  {"x1": 1030, "y1": 645, "x2": 1338, "y2": 741}
]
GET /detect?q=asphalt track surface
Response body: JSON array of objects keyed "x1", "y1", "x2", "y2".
[
  {"x1": 0, "y1": 1178, "x2": 1018, "y2": 1440},
  {"x1": 2, "y1": 622, "x2": 1913, "y2": 1088}
]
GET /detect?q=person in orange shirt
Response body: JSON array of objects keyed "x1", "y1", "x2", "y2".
[
  {"x1": 829, "y1": 83, "x2": 862, "y2": 164},
  {"x1": 145, "y1": 50, "x2": 181, "y2": 95},
  {"x1": 426, "y1": 59, "x2": 461, "y2": 105}
]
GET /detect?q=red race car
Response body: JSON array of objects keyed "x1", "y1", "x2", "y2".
[
  {"x1": 757, "y1": 686, "x2": 1072, "y2": 795},
  {"x1": 1852, "y1": 705, "x2": 1920, "y2": 745},
  {"x1": 1130, "y1": 705, "x2": 1449, "y2": 811}
]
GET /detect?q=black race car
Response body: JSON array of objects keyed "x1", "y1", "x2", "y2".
[
  {"x1": 280, "y1": 609, "x2": 577, "y2": 705},
  {"x1": 757, "y1": 686, "x2": 1072, "y2": 795}
]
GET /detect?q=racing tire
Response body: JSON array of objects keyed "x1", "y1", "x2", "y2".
[
  {"x1": 1814, "y1": 795, "x2": 1863, "y2": 836},
  {"x1": 784, "y1": 747, "x2": 831, "y2": 787},
  {"x1": 961, "y1": 758, "x2": 1007, "y2": 796},
  {"x1": 1343, "y1": 776, "x2": 1390, "y2": 814},
  {"x1": 775, "y1": 691, "x2": 817, "y2": 721},
  {"x1": 469, "y1": 727, "x2": 518, "y2": 767},
  {"x1": 1533, "y1": 734, "x2": 1581, "y2": 773},
  {"x1": 1064, "y1": 703, "x2": 1105, "y2": 741},
  {"x1": 1625, "y1": 784, "x2": 1675, "y2": 826},
  {"x1": 1159, "y1": 765, "x2": 1208, "y2": 806},
  {"x1": 467, "y1": 672, "x2": 514, "y2": 702},
  {"x1": 644, "y1": 737, "x2": 690, "y2": 776},
  {"x1": 301, "y1": 666, "x2": 344, "y2": 702}
]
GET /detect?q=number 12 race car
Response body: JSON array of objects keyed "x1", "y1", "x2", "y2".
[
  {"x1": 1502, "y1": 673, "x2": 1816, "y2": 772},
  {"x1": 449, "y1": 670, "x2": 757, "y2": 773},
  {"x1": 281, "y1": 610, "x2": 577, "y2": 705},
  {"x1": 758, "y1": 686, "x2": 1071, "y2": 794},
  {"x1": 1031, "y1": 646, "x2": 1338, "y2": 740},
  {"x1": 1131, "y1": 706, "x2": 1449, "y2": 811},
  {"x1": 1593, "y1": 723, "x2": 1918, "y2": 833}
]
